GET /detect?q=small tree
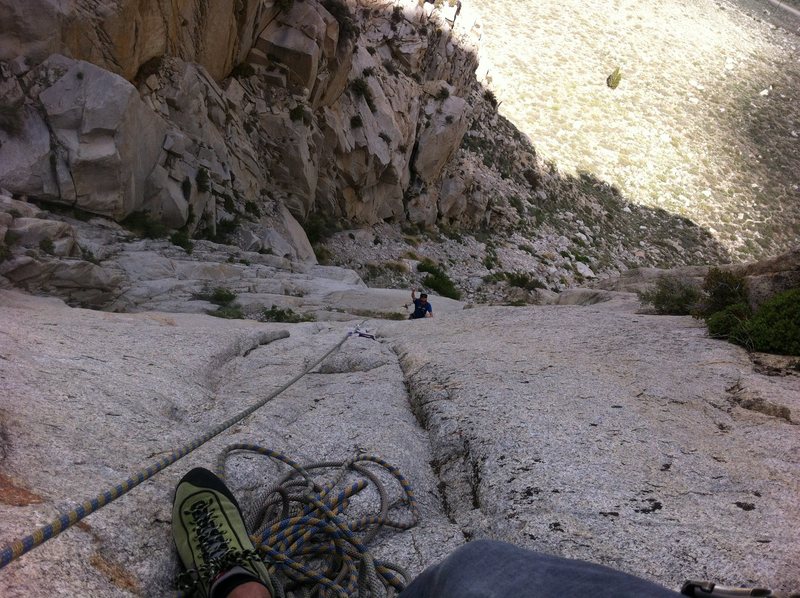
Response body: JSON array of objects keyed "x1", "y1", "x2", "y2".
[
  {"x1": 637, "y1": 276, "x2": 701, "y2": 315},
  {"x1": 696, "y1": 268, "x2": 749, "y2": 318}
]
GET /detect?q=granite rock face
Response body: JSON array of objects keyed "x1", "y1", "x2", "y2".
[
  {"x1": 0, "y1": 291, "x2": 461, "y2": 596},
  {"x1": 381, "y1": 302, "x2": 800, "y2": 593},
  {"x1": 0, "y1": 0, "x2": 278, "y2": 82},
  {"x1": 41, "y1": 58, "x2": 168, "y2": 219},
  {"x1": 1, "y1": 290, "x2": 797, "y2": 596},
  {"x1": 0, "y1": 194, "x2": 470, "y2": 317},
  {"x1": 0, "y1": 0, "x2": 488, "y2": 241}
]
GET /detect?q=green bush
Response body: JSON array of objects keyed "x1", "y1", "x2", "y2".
[
  {"x1": 81, "y1": 247, "x2": 100, "y2": 264},
  {"x1": 383, "y1": 59, "x2": 399, "y2": 76},
  {"x1": 314, "y1": 244, "x2": 332, "y2": 265},
  {"x1": 697, "y1": 268, "x2": 749, "y2": 318},
  {"x1": 201, "y1": 217, "x2": 238, "y2": 244},
  {"x1": 383, "y1": 312, "x2": 408, "y2": 321},
  {"x1": 245, "y1": 201, "x2": 261, "y2": 218},
  {"x1": 39, "y1": 238, "x2": 55, "y2": 255},
  {"x1": 483, "y1": 89, "x2": 498, "y2": 108},
  {"x1": 637, "y1": 276, "x2": 701, "y2": 315},
  {"x1": 231, "y1": 63, "x2": 256, "y2": 78},
  {"x1": 482, "y1": 272, "x2": 507, "y2": 284},
  {"x1": 222, "y1": 194, "x2": 236, "y2": 213},
  {"x1": 509, "y1": 196, "x2": 525, "y2": 217},
  {"x1": 302, "y1": 212, "x2": 340, "y2": 245},
  {"x1": 122, "y1": 211, "x2": 169, "y2": 239},
  {"x1": 385, "y1": 261, "x2": 408, "y2": 273},
  {"x1": 196, "y1": 168, "x2": 211, "y2": 193},
  {"x1": 181, "y1": 177, "x2": 192, "y2": 200},
  {"x1": 349, "y1": 78, "x2": 376, "y2": 112},
  {"x1": 0, "y1": 103, "x2": 24, "y2": 137},
  {"x1": 262, "y1": 305, "x2": 315, "y2": 323},
  {"x1": 417, "y1": 259, "x2": 443, "y2": 276},
  {"x1": 198, "y1": 287, "x2": 238, "y2": 306},
  {"x1": 483, "y1": 243, "x2": 500, "y2": 270},
  {"x1": 742, "y1": 289, "x2": 800, "y2": 356},
  {"x1": 417, "y1": 259, "x2": 461, "y2": 299},
  {"x1": 170, "y1": 229, "x2": 193, "y2": 254},
  {"x1": 506, "y1": 272, "x2": 546, "y2": 291},
  {"x1": 0, "y1": 244, "x2": 11, "y2": 262},
  {"x1": 211, "y1": 287, "x2": 236, "y2": 305},
  {"x1": 706, "y1": 302, "x2": 751, "y2": 342},
  {"x1": 423, "y1": 273, "x2": 461, "y2": 299},
  {"x1": 321, "y1": 0, "x2": 358, "y2": 43},
  {"x1": 208, "y1": 305, "x2": 245, "y2": 319}
]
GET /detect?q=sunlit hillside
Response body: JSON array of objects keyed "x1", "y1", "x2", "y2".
[{"x1": 475, "y1": 0, "x2": 800, "y2": 260}]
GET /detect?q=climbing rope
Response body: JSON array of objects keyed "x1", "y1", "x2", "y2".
[
  {"x1": 0, "y1": 324, "x2": 367, "y2": 570},
  {"x1": 176, "y1": 444, "x2": 419, "y2": 597}
]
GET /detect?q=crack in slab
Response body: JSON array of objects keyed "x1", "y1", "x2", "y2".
[
  {"x1": 725, "y1": 380, "x2": 794, "y2": 424},
  {"x1": 392, "y1": 343, "x2": 483, "y2": 535}
]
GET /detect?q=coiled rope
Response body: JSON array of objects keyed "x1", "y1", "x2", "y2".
[
  {"x1": 0, "y1": 324, "x2": 363, "y2": 570},
  {"x1": 177, "y1": 444, "x2": 420, "y2": 597}
]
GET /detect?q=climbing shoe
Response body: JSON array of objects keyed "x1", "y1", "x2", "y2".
[{"x1": 173, "y1": 467, "x2": 274, "y2": 598}]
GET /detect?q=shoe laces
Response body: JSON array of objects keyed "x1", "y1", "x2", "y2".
[
  {"x1": 191, "y1": 499, "x2": 231, "y2": 562},
  {"x1": 176, "y1": 499, "x2": 261, "y2": 592}
]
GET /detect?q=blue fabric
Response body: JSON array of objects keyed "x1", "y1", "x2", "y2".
[
  {"x1": 398, "y1": 540, "x2": 682, "y2": 598},
  {"x1": 411, "y1": 299, "x2": 432, "y2": 319}
]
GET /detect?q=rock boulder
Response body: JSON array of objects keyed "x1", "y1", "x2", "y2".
[{"x1": 35, "y1": 57, "x2": 167, "y2": 219}]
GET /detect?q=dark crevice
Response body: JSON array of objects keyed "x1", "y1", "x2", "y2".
[
  {"x1": 391, "y1": 341, "x2": 483, "y2": 532},
  {"x1": 469, "y1": 447, "x2": 482, "y2": 509}
]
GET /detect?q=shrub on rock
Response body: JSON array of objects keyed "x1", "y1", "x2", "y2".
[
  {"x1": 705, "y1": 302, "x2": 751, "y2": 344},
  {"x1": 742, "y1": 289, "x2": 800, "y2": 356},
  {"x1": 637, "y1": 275, "x2": 701, "y2": 315},
  {"x1": 697, "y1": 267, "x2": 749, "y2": 317},
  {"x1": 418, "y1": 259, "x2": 461, "y2": 300}
]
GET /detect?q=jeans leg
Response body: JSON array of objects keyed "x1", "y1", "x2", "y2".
[{"x1": 398, "y1": 540, "x2": 681, "y2": 598}]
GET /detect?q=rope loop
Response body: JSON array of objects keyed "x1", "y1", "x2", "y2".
[{"x1": 202, "y1": 445, "x2": 419, "y2": 598}]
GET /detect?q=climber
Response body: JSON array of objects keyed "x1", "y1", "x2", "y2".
[
  {"x1": 409, "y1": 289, "x2": 433, "y2": 319},
  {"x1": 172, "y1": 467, "x2": 683, "y2": 598}
]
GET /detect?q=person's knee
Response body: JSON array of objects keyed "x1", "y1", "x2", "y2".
[
  {"x1": 441, "y1": 539, "x2": 515, "y2": 571},
  {"x1": 451, "y1": 539, "x2": 503, "y2": 558}
]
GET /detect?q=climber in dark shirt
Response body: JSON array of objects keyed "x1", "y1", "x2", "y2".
[{"x1": 410, "y1": 289, "x2": 433, "y2": 319}]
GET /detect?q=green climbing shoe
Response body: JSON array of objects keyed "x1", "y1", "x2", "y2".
[{"x1": 172, "y1": 467, "x2": 274, "y2": 598}]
